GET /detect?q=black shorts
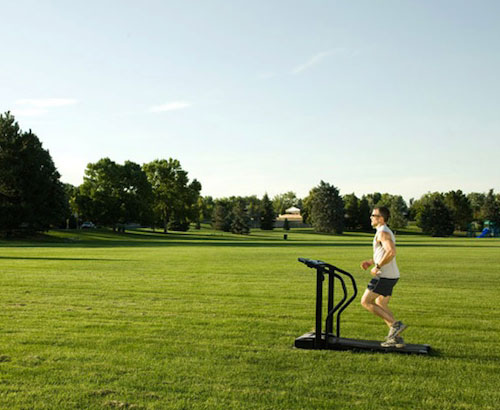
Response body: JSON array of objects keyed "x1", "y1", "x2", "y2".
[{"x1": 367, "y1": 277, "x2": 399, "y2": 297}]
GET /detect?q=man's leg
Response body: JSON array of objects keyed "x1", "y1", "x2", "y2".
[
  {"x1": 376, "y1": 294, "x2": 408, "y2": 340},
  {"x1": 375, "y1": 294, "x2": 395, "y2": 328},
  {"x1": 360, "y1": 289, "x2": 396, "y2": 327}
]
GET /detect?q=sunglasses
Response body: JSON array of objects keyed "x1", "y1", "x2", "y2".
[{"x1": 370, "y1": 214, "x2": 381, "y2": 218}]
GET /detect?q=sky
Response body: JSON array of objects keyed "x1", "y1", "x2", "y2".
[{"x1": 1, "y1": 0, "x2": 499, "y2": 201}]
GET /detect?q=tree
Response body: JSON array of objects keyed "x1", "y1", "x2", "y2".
[
  {"x1": 305, "y1": 181, "x2": 344, "y2": 234},
  {"x1": 64, "y1": 183, "x2": 79, "y2": 228},
  {"x1": 231, "y1": 199, "x2": 250, "y2": 234},
  {"x1": 0, "y1": 112, "x2": 68, "y2": 234},
  {"x1": 301, "y1": 195, "x2": 312, "y2": 225},
  {"x1": 76, "y1": 158, "x2": 122, "y2": 226},
  {"x1": 482, "y1": 189, "x2": 500, "y2": 225},
  {"x1": 467, "y1": 192, "x2": 486, "y2": 221},
  {"x1": 415, "y1": 193, "x2": 454, "y2": 237},
  {"x1": 408, "y1": 198, "x2": 417, "y2": 221},
  {"x1": 260, "y1": 193, "x2": 275, "y2": 230},
  {"x1": 374, "y1": 194, "x2": 408, "y2": 230},
  {"x1": 245, "y1": 195, "x2": 262, "y2": 228},
  {"x1": 168, "y1": 178, "x2": 202, "y2": 231},
  {"x1": 364, "y1": 192, "x2": 382, "y2": 209},
  {"x1": 343, "y1": 193, "x2": 360, "y2": 230},
  {"x1": 143, "y1": 159, "x2": 201, "y2": 233},
  {"x1": 199, "y1": 196, "x2": 215, "y2": 223},
  {"x1": 283, "y1": 218, "x2": 290, "y2": 231},
  {"x1": 272, "y1": 191, "x2": 298, "y2": 215},
  {"x1": 388, "y1": 196, "x2": 408, "y2": 230},
  {"x1": 120, "y1": 161, "x2": 154, "y2": 227},
  {"x1": 358, "y1": 197, "x2": 372, "y2": 231},
  {"x1": 444, "y1": 190, "x2": 473, "y2": 231},
  {"x1": 76, "y1": 158, "x2": 153, "y2": 230},
  {"x1": 213, "y1": 198, "x2": 232, "y2": 232}
]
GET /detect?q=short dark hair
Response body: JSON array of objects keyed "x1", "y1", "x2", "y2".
[{"x1": 374, "y1": 206, "x2": 390, "y2": 222}]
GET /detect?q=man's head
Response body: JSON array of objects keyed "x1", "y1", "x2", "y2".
[{"x1": 370, "y1": 206, "x2": 390, "y2": 227}]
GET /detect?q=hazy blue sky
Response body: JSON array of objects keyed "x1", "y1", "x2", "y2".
[{"x1": 1, "y1": 0, "x2": 499, "y2": 200}]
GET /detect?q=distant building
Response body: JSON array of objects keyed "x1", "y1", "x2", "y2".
[{"x1": 276, "y1": 206, "x2": 309, "y2": 228}]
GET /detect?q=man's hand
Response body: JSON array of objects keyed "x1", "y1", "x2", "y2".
[
  {"x1": 370, "y1": 266, "x2": 381, "y2": 277},
  {"x1": 360, "y1": 260, "x2": 372, "y2": 270}
]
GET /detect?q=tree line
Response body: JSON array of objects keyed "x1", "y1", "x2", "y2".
[{"x1": 1, "y1": 112, "x2": 499, "y2": 237}]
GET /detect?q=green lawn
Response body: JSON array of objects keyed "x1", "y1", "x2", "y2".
[{"x1": 1, "y1": 228, "x2": 499, "y2": 409}]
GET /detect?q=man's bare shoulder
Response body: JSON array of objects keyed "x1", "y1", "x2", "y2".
[{"x1": 378, "y1": 230, "x2": 393, "y2": 242}]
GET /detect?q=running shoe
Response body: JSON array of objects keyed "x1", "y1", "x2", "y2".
[
  {"x1": 388, "y1": 321, "x2": 407, "y2": 339},
  {"x1": 381, "y1": 336, "x2": 405, "y2": 348}
]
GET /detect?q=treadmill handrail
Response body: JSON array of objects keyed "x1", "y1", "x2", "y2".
[
  {"x1": 324, "y1": 270, "x2": 348, "y2": 337},
  {"x1": 332, "y1": 266, "x2": 358, "y2": 334}
]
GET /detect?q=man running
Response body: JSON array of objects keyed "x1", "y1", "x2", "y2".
[{"x1": 360, "y1": 206, "x2": 407, "y2": 347}]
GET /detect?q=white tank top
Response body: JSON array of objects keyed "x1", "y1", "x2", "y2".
[{"x1": 373, "y1": 225, "x2": 400, "y2": 279}]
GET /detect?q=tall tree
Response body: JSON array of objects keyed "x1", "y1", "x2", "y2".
[
  {"x1": 482, "y1": 189, "x2": 500, "y2": 225},
  {"x1": 444, "y1": 190, "x2": 473, "y2": 231},
  {"x1": 213, "y1": 198, "x2": 232, "y2": 232},
  {"x1": 260, "y1": 193, "x2": 275, "y2": 230},
  {"x1": 415, "y1": 193, "x2": 454, "y2": 237},
  {"x1": 199, "y1": 196, "x2": 215, "y2": 223},
  {"x1": 120, "y1": 161, "x2": 154, "y2": 227},
  {"x1": 168, "y1": 179, "x2": 202, "y2": 231},
  {"x1": 244, "y1": 195, "x2": 262, "y2": 228},
  {"x1": 358, "y1": 197, "x2": 372, "y2": 231},
  {"x1": 0, "y1": 112, "x2": 68, "y2": 234},
  {"x1": 76, "y1": 158, "x2": 122, "y2": 226},
  {"x1": 467, "y1": 192, "x2": 486, "y2": 222},
  {"x1": 305, "y1": 181, "x2": 344, "y2": 234},
  {"x1": 408, "y1": 198, "x2": 417, "y2": 221},
  {"x1": 231, "y1": 199, "x2": 250, "y2": 234},
  {"x1": 364, "y1": 192, "x2": 382, "y2": 209},
  {"x1": 343, "y1": 193, "x2": 360, "y2": 230},
  {"x1": 75, "y1": 158, "x2": 153, "y2": 229},
  {"x1": 143, "y1": 159, "x2": 201, "y2": 233}
]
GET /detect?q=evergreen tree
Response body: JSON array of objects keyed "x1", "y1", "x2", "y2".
[
  {"x1": 343, "y1": 193, "x2": 360, "y2": 230},
  {"x1": 0, "y1": 112, "x2": 68, "y2": 234},
  {"x1": 416, "y1": 193, "x2": 454, "y2": 236},
  {"x1": 306, "y1": 181, "x2": 344, "y2": 234},
  {"x1": 244, "y1": 195, "x2": 262, "y2": 227},
  {"x1": 482, "y1": 189, "x2": 500, "y2": 225},
  {"x1": 467, "y1": 192, "x2": 486, "y2": 221},
  {"x1": 231, "y1": 199, "x2": 250, "y2": 234},
  {"x1": 283, "y1": 218, "x2": 290, "y2": 231},
  {"x1": 200, "y1": 196, "x2": 215, "y2": 223},
  {"x1": 444, "y1": 190, "x2": 473, "y2": 231},
  {"x1": 260, "y1": 193, "x2": 275, "y2": 230},
  {"x1": 388, "y1": 196, "x2": 408, "y2": 230},
  {"x1": 408, "y1": 198, "x2": 417, "y2": 221},
  {"x1": 213, "y1": 199, "x2": 232, "y2": 232},
  {"x1": 358, "y1": 197, "x2": 372, "y2": 231}
]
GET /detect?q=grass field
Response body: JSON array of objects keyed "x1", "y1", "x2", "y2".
[{"x1": 1, "y1": 227, "x2": 499, "y2": 409}]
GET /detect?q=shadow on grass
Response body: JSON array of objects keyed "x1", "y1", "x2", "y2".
[{"x1": 0, "y1": 256, "x2": 129, "y2": 261}]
